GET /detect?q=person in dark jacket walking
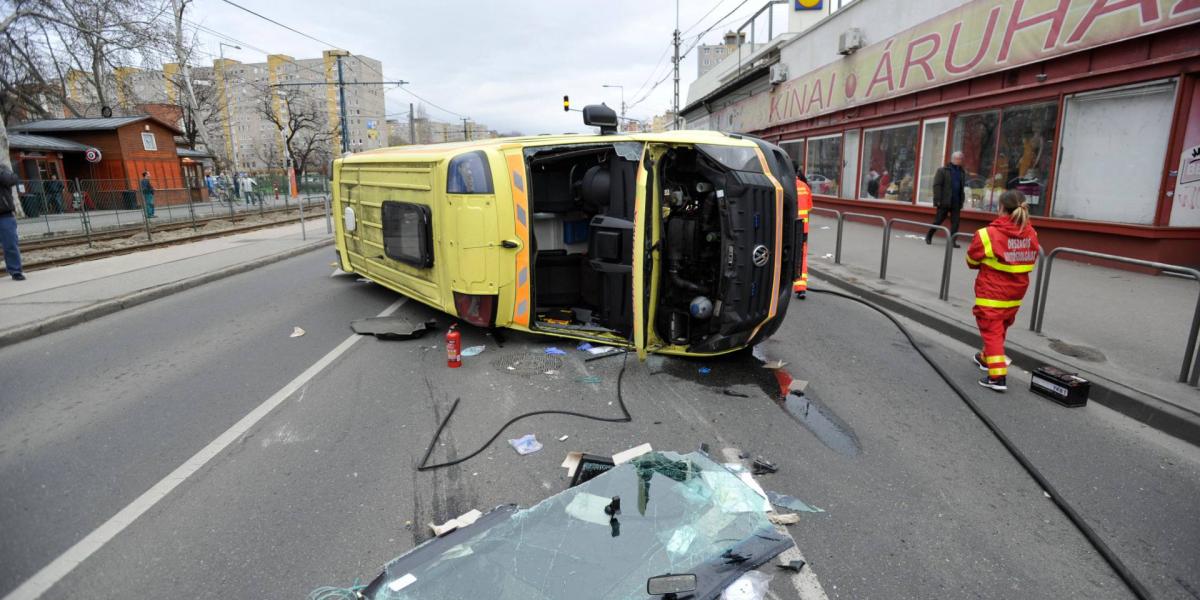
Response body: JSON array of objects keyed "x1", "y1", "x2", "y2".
[
  {"x1": 0, "y1": 164, "x2": 25, "y2": 280},
  {"x1": 140, "y1": 171, "x2": 156, "y2": 218},
  {"x1": 926, "y1": 151, "x2": 966, "y2": 247}
]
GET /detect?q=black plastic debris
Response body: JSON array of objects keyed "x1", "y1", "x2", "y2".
[
  {"x1": 778, "y1": 559, "x2": 806, "y2": 572},
  {"x1": 723, "y1": 388, "x2": 751, "y2": 398},
  {"x1": 751, "y1": 457, "x2": 777, "y2": 475},
  {"x1": 350, "y1": 315, "x2": 437, "y2": 340}
]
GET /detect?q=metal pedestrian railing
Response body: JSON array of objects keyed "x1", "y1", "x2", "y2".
[
  {"x1": 1031, "y1": 247, "x2": 1200, "y2": 386},
  {"x1": 808, "y1": 211, "x2": 1198, "y2": 386},
  {"x1": 885, "y1": 218, "x2": 952, "y2": 301},
  {"x1": 14, "y1": 177, "x2": 330, "y2": 244}
]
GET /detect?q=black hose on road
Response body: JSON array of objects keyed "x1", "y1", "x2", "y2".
[
  {"x1": 417, "y1": 352, "x2": 631, "y2": 471},
  {"x1": 808, "y1": 287, "x2": 1153, "y2": 600}
]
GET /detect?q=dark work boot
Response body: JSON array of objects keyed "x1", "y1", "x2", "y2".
[{"x1": 978, "y1": 375, "x2": 1007, "y2": 392}]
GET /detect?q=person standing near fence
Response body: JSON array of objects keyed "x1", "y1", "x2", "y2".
[
  {"x1": 140, "y1": 171, "x2": 156, "y2": 218},
  {"x1": 967, "y1": 190, "x2": 1039, "y2": 392},
  {"x1": 0, "y1": 164, "x2": 25, "y2": 280},
  {"x1": 926, "y1": 151, "x2": 966, "y2": 248},
  {"x1": 46, "y1": 172, "x2": 65, "y2": 214}
]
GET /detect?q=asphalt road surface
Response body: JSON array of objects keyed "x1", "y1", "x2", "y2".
[{"x1": 1, "y1": 248, "x2": 1198, "y2": 599}]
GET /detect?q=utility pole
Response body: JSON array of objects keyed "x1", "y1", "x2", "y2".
[
  {"x1": 672, "y1": 0, "x2": 681, "y2": 130},
  {"x1": 603, "y1": 84, "x2": 625, "y2": 129},
  {"x1": 462, "y1": 117, "x2": 471, "y2": 141},
  {"x1": 331, "y1": 50, "x2": 350, "y2": 154},
  {"x1": 409, "y1": 102, "x2": 415, "y2": 145}
]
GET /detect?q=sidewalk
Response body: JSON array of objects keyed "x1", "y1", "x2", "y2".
[
  {"x1": 0, "y1": 221, "x2": 332, "y2": 348},
  {"x1": 805, "y1": 213, "x2": 1200, "y2": 442}
]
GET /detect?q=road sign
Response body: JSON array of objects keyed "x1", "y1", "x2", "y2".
[{"x1": 85, "y1": 148, "x2": 102, "y2": 163}]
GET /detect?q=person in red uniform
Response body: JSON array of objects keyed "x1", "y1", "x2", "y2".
[
  {"x1": 793, "y1": 172, "x2": 813, "y2": 299},
  {"x1": 966, "y1": 190, "x2": 1039, "y2": 391}
]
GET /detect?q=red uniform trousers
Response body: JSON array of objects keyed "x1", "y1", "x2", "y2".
[{"x1": 974, "y1": 305, "x2": 1017, "y2": 378}]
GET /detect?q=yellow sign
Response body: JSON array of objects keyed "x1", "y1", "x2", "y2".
[{"x1": 711, "y1": 0, "x2": 1200, "y2": 132}]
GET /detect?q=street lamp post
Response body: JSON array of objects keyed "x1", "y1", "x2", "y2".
[
  {"x1": 219, "y1": 42, "x2": 241, "y2": 174},
  {"x1": 602, "y1": 84, "x2": 625, "y2": 130}
]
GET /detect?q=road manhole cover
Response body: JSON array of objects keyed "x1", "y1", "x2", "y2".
[
  {"x1": 491, "y1": 352, "x2": 564, "y2": 376},
  {"x1": 1048, "y1": 339, "x2": 1106, "y2": 362}
]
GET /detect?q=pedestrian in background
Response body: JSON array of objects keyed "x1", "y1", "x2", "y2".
[
  {"x1": 140, "y1": 171, "x2": 156, "y2": 218},
  {"x1": 46, "y1": 171, "x2": 65, "y2": 214},
  {"x1": 0, "y1": 164, "x2": 25, "y2": 280},
  {"x1": 967, "y1": 190, "x2": 1039, "y2": 392},
  {"x1": 926, "y1": 150, "x2": 966, "y2": 247}
]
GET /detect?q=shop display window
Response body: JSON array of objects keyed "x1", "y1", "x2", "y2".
[
  {"x1": 997, "y1": 102, "x2": 1057, "y2": 216},
  {"x1": 780, "y1": 139, "x2": 805, "y2": 175},
  {"x1": 951, "y1": 110, "x2": 1000, "y2": 211},
  {"x1": 917, "y1": 119, "x2": 947, "y2": 205},
  {"x1": 806, "y1": 135, "x2": 842, "y2": 196},
  {"x1": 841, "y1": 129, "x2": 859, "y2": 199},
  {"x1": 860, "y1": 123, "x2": 918, "y2": 202}
]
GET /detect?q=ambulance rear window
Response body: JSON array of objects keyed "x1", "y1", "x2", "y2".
[
  {"x1": 447, "y1": 151, "x2": 494, "y2": 194},
  {"x1": 382, "y1": 201, "x2": 434, "y2": 268}
]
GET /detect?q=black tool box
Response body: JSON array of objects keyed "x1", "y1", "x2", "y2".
[{"x1": 1030, "y1": 366, "x2": 1090, "y2": 407}]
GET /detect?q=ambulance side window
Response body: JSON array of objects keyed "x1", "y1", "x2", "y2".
[
  {"x1": 447, "y1": 151, "x2": 493, "y2": 194},
  {"x1": 381, "y1": 201, "x2": 434, "y2": 268}
]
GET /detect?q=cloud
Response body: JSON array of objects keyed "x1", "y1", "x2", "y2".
[{"x1": 192, "y1": 0, "x2": 779, "y2": 134}]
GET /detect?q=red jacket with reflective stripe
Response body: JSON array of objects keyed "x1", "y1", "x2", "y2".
[
  {"x1": 796, "y1": 180, "x2": 813, "y2": 216},
  {"x1": 966, "y1": 215, "x2": 1040, "y2": 308}
]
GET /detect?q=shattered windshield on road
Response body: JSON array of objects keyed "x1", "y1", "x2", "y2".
[{"x1": 362, "y1": 451, "x2": 791, "y2": 599}]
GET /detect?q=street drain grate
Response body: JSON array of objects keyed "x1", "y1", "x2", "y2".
[{"x1": 491, "y1": 352, "x2": 564, "y2": 376}]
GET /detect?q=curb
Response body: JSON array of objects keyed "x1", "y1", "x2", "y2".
[
  {"x1": 0, "y1": 238, "x2": 333, "y2": 350},
  {"x1": 809, "y1": 264, "x2": 1200, "y2": 447}
]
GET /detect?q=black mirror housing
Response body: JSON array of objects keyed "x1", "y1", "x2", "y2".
[
  {"x1": 647, "y1": 573, "x2": 697, "y2": 596},
  {"x1": 583, "y1": 104, "x2": 619, "y2": 135}
]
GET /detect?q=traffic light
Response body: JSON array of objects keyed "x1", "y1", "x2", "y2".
[{"x1": 563, "y1": 95, "x2": 570, "y2": 112}]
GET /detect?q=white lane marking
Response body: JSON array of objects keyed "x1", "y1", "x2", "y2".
[{"x1": 3, "y1": 297, "x2": 407, "y2": 600}]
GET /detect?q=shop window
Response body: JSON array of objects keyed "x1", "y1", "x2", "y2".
[
  {"x1": 1053, "y1": 81, "x2": 1176, "y2": 225},
  {"x1": 382, "y1": 201, "x2": 434, "y2": 268},
  {"x1": 860, "y1": 123, "x2": 918, "y2": 202},
  {"x1": 916, "y1": 119, "x2": 947, "y2": 205},
  {"x1": 996, "y1": 102, "x2": 1057, "y2": 216},
  {"x1": 779, "y1": 139, "x2": 804, "y2": 175},
  {"x1": 841, "y1": 129, "x2": 859, "y2": 199},
  {"x1": 952, "y1": 110, "x2": 999, "y2": 210},
  {"x1": 806, "y1": 135, "x2": 841, "y2": 196}
]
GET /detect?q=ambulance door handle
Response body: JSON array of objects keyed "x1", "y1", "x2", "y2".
[{"x1": 501, "y1": 239, "x2": 521, "y2": 249}]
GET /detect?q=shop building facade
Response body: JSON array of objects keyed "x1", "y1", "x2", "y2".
[{"x1": 683, "y1": 0, "x2": 1200, "y2": 266}]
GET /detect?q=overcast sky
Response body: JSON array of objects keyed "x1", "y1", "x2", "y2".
[{"x1": 188, "y1": 0, "x2": 787, "y2": 134}]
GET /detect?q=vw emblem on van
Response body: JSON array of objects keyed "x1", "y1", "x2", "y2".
[{"x1": 751, "y1": 244, "x2": 770, "y2": 267}]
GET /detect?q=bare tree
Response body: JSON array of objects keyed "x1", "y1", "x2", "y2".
[{"x1": 258, "y1": 87, "x2": 337, "y2": 180}]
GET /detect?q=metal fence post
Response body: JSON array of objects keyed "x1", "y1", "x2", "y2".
[
  {"x1": 73, "y1": 178, "x2": 93, "y2": 248},
  {"x1": 324, "y1": 194, "x2": 332, "y2": 234},
  {"x1": 1027, "y1": 249, "x2": 1046, "y2": 330},
  {"x1": 298, "y1": 193, "x2": 306, "y2": 241},
  {"x1": 880, "y1": 221, "x2": 893, "y2": 280}
]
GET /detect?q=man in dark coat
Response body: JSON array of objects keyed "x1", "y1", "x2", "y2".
[
  {"x1": 926, "y1": 150, "x2": 966, "y2": 248},
  {"x1": 0, "y1": 164, "x2": 25, "y2": 279}
]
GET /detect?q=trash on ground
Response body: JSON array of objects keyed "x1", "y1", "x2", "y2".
[
  {"x1": 766, "y1": 490, "x2": 825, "y2": 513},
  {"x1": 819, "y1": 225, "x2": 830, "y2": 230},
  {"x1": 289, "y1": 326, "x2": 306, "y2": 338},
  {"x1": 723, "y1": 388, "x2": 751, "y2": 398},
  {"x1": 788, "y1": 379, "x2": 809, "y2": 394},
  {"x1": 351, "y1": 315, "x2": 437, "y2": 340},
  {"x1": 612, "y1": 443, "x2": 653, "y2": 465},
  {"x1": 577, "y1": 375, "x2": 602, "y2": 384},
  {"x1": 429, "y1": 509, "x2": 483, "y2": 537},
  {"x1": 558, "y1": 435, "x2": 569, "y2": 442},
  {"x1": 721, "y1": 570, "x2": 772, "y2": 600},
  {"x1": 508, "y1": 434, "x2": 543, "y2": 455},
  {"x1": 577, "y1": 342, "x2": 594, "y2": 351},
  {"x1": 822, "y1": 253, "x2": 834, "y2": 259},
  {"x1": 778, "y1": 559, "x2": 806, "y2": 572},
  {"x1": 544, "y1": 347, "x2": 567, "y2": 355},
  {"x1": 562, "y1": 451, "x2": 616, "y2": 485},
  {"x1": 762, "y1": 360, "x2": 787, "y2": 370},
  {"x1": 752, "y1": 457, "x2": 778, "y2": 475},
  {"x1": 387, "y1": 573, "x2": 417, "y2": 591},
  {"x1": 461, "y1": 345, "x2": 485, "y2": 357},
  {"x1": 699, "y1": 366, "x2": 712, "y2": 375},
  {"x1": 768, "y1": 512, "x2": 801, "y2": 525},
  {"x1": 586, "y1": 345, "x2": 614, "y2": 355}
]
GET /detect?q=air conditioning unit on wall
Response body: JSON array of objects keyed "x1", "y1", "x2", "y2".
[
  {"x1": 769, "y1": 63, "x2": 788, "y2": 85},
  {"x1": 839, "y1": 28, "x2": 865, "y2": 55}
]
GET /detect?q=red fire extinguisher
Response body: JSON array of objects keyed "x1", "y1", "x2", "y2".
[{"x1": 446, "y1": 324, "x2": 462, "y2": 368}]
